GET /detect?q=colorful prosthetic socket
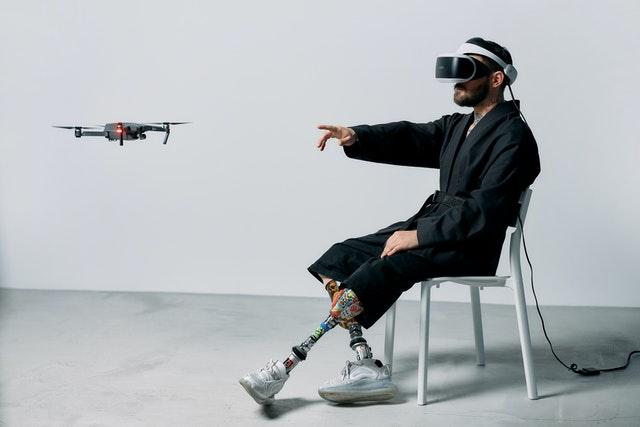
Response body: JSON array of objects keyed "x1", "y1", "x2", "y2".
[
  {"x1": 283, "y1": 315, "x2": 339, "y2": 373},
  {"x1": 324, "y1": 279, "x2": 340, "y2": 299},
  {"x1": 330, "y1": 288, "x2": 364, "y2": 322},
  {"x1": 325, "y1": 279, "x2": 356, "y2": 329},
  {"x1": 348, "y1": 323, "x2": 373, "y2": 361}
]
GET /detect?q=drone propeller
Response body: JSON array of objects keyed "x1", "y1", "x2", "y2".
[
  {"x1": 52, "y1": 125, "x2": 102, "y2": 129},
  {"x1": 54, "y1": 125, "x2": 104, "y2": 138},
  {"x1": 148, "y1": 122, "x2": 191, "y2": 125}
]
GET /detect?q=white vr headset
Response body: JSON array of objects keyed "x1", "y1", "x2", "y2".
[{"x1": 435, "y1": 42, "x2": 518, "y2": 84}]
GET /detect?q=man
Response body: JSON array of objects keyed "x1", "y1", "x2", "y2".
[{"x1": 240, "y1": 37, "x2": 541, "y2": 405}]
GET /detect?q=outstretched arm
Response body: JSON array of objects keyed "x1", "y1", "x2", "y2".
[
  {"x1": 344, "y1": 118, "x2": 449, "y2": 168},
  {"x1": 315, "y1": 116, "x2": 450, "y2": 169}
]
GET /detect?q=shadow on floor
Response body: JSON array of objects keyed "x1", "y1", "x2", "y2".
[
  {"x1": 388, "y1": 338, "x2": 640, "y2": 405},
  {"x1": 260, "y1": 398, "x2": 320, "y2": 419},
  {"x1": 259, "y1": 392, "x2": 408, "y2": 419}
]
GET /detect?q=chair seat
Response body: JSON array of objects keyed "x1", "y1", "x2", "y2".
[{"x1": 425, "y1": 275, "x2": 510, "y2": 287}]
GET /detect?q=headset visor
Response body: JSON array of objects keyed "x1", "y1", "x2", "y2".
[{"x1": 435, "y1": 54, "x2": 490, "y2": 83}]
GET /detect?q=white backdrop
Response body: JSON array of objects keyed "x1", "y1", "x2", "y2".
[{"x1": 1, "y1": 0, "x2": 638, "y2": 307}]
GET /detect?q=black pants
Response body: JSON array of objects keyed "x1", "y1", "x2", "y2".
[{"x1": 307, "y1": 226, "x2": 452, "y2": 329}]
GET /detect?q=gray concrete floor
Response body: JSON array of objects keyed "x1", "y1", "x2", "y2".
[{"x1": 0, "y1": 289, "x2": 639, "y2": 426}]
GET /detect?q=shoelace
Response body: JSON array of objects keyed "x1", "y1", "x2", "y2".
[
  {"x1": 258, "y1": 360, "x2": 278, "y2": 381},
  {"x1": 341, "y1": 361, "x2": 352, "y2": 380}
]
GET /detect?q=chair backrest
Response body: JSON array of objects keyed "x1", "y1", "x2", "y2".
[
  {"x1": 508, "y1": 187, "x2": 533, "y2": 230},
  {"x1": 507, "y1": 187, "x2": 532, "y2": 274}
]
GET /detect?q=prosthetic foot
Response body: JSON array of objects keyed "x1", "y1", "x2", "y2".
[
  {"x1": 318, "y1": 323, "x2": 397, "y2": 403},
  {"x1": 317, "y1": 359, "x2": 397, "y2": 403},
  {"x1": 239, "y1": 360, "x2": 289, "y2": 405}
]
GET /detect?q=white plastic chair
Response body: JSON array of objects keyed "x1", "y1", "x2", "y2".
[{"x1": 383, "y1": 187, "x2": 538, "y2": 405}]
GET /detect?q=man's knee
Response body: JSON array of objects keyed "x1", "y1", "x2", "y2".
[{"x1": 317, "y1": 273, "x2": 333, "y2": 286}]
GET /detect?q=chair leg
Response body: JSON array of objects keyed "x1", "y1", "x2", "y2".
[
  {"x1": 469, "y1": 287, "x2": 485, "y2": 366},
  {"x1": 417, "y1": 281, "x2": 432, "y2": 406},
  {"x1": 384, "y1": 302, "x2": 397, "y2": 375},
  {"x1": 512, "y1": 264, "x2": 539, "y2": 399}
]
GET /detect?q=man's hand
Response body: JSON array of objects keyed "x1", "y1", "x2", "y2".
[
  {"x1": 381, "y1": 230, "x2": 419, "y2": 258},
  {"x1": 316, "y1": 125, "x2": 357, "y2": 151}
]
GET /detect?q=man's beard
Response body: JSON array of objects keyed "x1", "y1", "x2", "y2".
[{"x1": 453, "y1": 79, "x2": 490, "y2": 107}]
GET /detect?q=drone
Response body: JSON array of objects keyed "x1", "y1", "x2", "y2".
[{"x1": 53, "y1": 122, "x2": 189, "y2": 146}]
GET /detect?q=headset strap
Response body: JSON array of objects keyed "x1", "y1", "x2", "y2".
[{"x1": 456, "y1": 43, "x2": 509, "y2": 70}]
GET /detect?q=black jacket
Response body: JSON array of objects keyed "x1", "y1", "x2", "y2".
[{"x1": 345, "y1": 100, "x2": 541, "y2": 275}]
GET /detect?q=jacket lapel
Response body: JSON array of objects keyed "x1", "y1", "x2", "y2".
[
  {"x1": 442, "y1": 100, "x2": 520, "y2": 192},
  {"x1": 442, "y1": 114, "x2": 472, "y2": 192}
]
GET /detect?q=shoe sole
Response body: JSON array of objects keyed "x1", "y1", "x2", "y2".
[
  {"x1": 318, "y1": 380, "x2": 398, "y2": 403},
  {"x1": 239, "y1": 378, "x2": 274, "y2": 405}
]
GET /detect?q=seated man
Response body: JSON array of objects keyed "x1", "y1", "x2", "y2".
[{"x1": 240, "y1": 37, "x2": 541, "y2": 405}]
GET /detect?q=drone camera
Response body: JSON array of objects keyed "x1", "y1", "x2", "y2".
[{"x1": 74, "y1": 128, "x2": 82, "y2": 138}]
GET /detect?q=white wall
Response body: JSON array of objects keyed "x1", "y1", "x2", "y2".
[{"x1": 1, "y1": 0, "x2": 638, "y2": 307}]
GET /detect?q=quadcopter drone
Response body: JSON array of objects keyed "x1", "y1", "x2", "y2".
[{"x1": 53, "y1": 122, "x2": 189, "y2": 146}]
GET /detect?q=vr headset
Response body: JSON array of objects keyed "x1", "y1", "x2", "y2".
[{"x1": 435, "y1": 42, "x2": 518, "y2": 84}]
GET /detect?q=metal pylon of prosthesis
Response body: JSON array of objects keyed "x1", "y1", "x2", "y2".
[{"x1": 349, "y1": 323, "x2": 372, "y2": 360}]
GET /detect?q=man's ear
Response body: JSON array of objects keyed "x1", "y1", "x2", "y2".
[{"x1": 492, "y1": 71, "x2": 505, "y2": 88}]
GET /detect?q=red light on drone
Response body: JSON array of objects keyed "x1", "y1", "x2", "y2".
[{"x1": 116, "y1": 127, "x2": 123, "y2": 134}]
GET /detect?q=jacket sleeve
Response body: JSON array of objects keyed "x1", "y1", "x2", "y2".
[
  {"x1": 343, "y1": 117, "x2": 450, "y2": 168},
  {"x1": 416, "y1": 128, "x2": 541, "y2": 247}
]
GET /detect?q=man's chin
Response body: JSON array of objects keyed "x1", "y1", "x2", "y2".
[
  {"x1": 454, "y1": 88, "x2": 466, "y2": 105},
  {"x1": 454, "y1": 92, "x2": 482, "y2": 107},
  {"x1": 454, "y1": 96, "x2": 470, "y2": 107}
]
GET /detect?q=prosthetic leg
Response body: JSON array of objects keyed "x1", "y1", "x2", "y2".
[
  {"x1": 283, "y1": 286, "x2": 364, "y2": 372},
  {"x1": 326, "y1": 279, "x2": 373, "y2": 361},
  {"x1": 282, "y1": 315, "x2": 338, "y2": 371},
  {"x1": 240, "y1": 286, "x2": 364, "y2": 405},
  {"x1": 239, "y1": 282, "x2": 395, "y2": 405},
  {"x1": 348, "y1": 323, "x2": 373, "y2": 361},
  {"x1": 313, "y1": 280, "x2": 396, "y2": 403}
]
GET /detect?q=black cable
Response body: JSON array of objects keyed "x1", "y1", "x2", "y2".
[
  {"x1": 600, "y1": 351, "x2": 640, "y2": 373},
  {"x1": 507, "y1": 84, "x2": 528, "y2": 126},
  {"x1": 517, "y1": 213, "x2": 640, "y2": 376}
]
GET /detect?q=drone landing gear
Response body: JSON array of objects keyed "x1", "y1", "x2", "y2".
[
  {"x1": 116, "y1": 122, "x2": 124, "y2": 146},
  {"x1": 162, "y1": 124, "x2": 171, "y2": 145}
]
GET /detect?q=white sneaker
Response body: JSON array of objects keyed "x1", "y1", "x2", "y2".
[
  {"x1": 239, "y1": 359, "x2": 289, "y2": 405},
  {"x1": 318, "y1": 359, "x2": 397, "y2": 403}
]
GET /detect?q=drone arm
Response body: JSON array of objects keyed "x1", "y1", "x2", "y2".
[{"x1": 81, "y1": 131, "x2": 107, "y2": 137}]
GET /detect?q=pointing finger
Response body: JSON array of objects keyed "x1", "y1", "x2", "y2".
[{"x1": 317, "y1": 124, "x2": 338, "y2": 133}]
